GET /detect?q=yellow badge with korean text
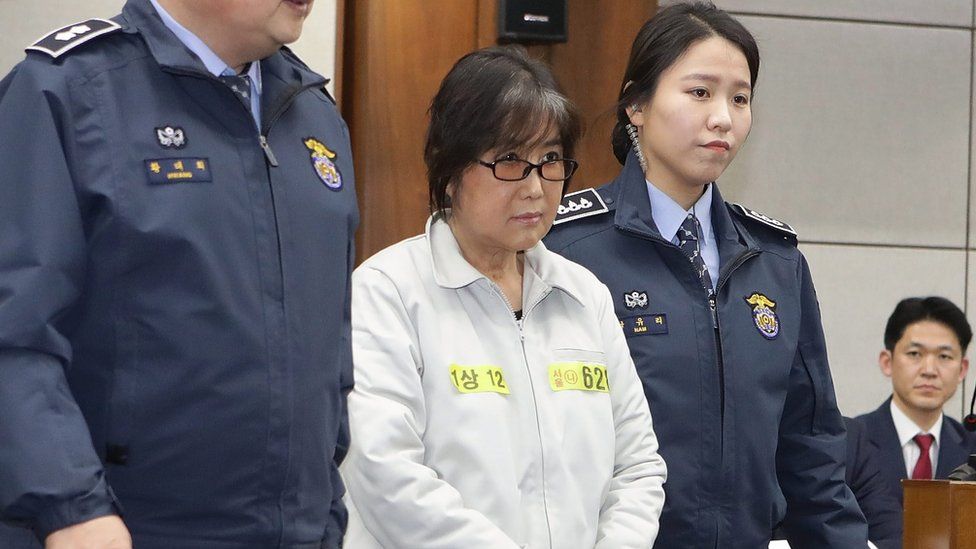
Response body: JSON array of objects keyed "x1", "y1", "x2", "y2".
[
  {"x1": 449, "y1": 365, "x2": 510, "y2": 395},
  {"x1": 549, "y1": 362, "x2": 609, "y2": 393}
]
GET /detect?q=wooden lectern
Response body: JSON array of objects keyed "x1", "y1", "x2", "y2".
[{"x1": 903, "y1": 480, "x2": 976, "y2": 548}]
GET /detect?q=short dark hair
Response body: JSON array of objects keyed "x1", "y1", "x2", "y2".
[
  {"x1": 612, "y1": 1, "x2": 760, "y2": 164},
  {"x1": 884, "y1": 296, "x2": 972, "y2": 352},
  {"x1": 425, "y1": 45, "x2": 582, "y2": 213}
]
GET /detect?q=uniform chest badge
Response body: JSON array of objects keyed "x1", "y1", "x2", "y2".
[
  {"x1": 744, "y1": 292, "x2": 779, "y2": 340},
  {"x1": 623, "y1": 291, "x2": 648, "y2": 310},
  {"x1": 303, "y1": 137, "x2": 342, "y2": 190},
  {"x1": 156, "y1": 126, "x2": 186, "y2": 149}
]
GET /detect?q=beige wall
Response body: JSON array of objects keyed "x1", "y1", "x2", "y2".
[
  {"x1": 0, "y1": 0, "x2": 338, "y2": 93},
  {"x1": 700, "y1": 1, "x2": 976, "y2": 419}
]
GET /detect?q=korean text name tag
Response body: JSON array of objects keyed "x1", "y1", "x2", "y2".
[
  {"x1": 549, "y1": 362, "x2": 609, "y2": 393},
  {"x1": 449, "y1": 364, "x2": 510, "y2": 395}
]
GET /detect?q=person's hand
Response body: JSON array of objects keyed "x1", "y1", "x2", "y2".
[{"x1": 45, "y1": 515, "x2": 131, "y2": 549}]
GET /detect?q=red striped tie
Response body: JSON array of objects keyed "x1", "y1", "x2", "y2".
[{"x1": 911, "y1": 433, "x2": 935, "y2": 480}]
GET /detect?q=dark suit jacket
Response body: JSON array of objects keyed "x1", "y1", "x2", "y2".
[
  {"x1": 844, "y1": 416, "x2": 902, "y2": 549},
  {"x1": 850, "y1": 398, "x2": 976, "y2": 549}
]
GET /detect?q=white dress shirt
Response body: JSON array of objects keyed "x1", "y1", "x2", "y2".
[{"x1": 890, "y1": 399, "x2": 942, "y2": 478}]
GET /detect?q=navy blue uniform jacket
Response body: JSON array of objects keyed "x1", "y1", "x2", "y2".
[
  {"x1": 544, "y1": 154, "x2": 866, "y2": 548},
  {"x1": 0, "y1": 1, "x2": 358, "y2": 547},
  {"x1": 851, "y1": 399, "x2": 976, "y2": 507}
]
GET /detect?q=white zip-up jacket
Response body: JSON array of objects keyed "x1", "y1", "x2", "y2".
[{"x1": 342, "y1": 216, "x2": 666, "y2": 548}]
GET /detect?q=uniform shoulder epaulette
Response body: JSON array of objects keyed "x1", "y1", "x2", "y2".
[
  {"x1": 320, "y1": 83, "x2": 337, "y2": 105},
  {"x1": 553, "y1": 188, "x2": 610, "y2": 225},
  {"x1": 26, "y1": 18, "x2": 122, "y2": 59},
  {"x1": 730, "y1": 203, "x2": 797, "y2": 237}
]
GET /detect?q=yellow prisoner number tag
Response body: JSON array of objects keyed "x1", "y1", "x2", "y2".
[
  {"x1": 449, "y1": 365, "x2": 510, "y2": 395},
  {"x1": 549, "y1": 362, "x2": 609, "y2": 393}
]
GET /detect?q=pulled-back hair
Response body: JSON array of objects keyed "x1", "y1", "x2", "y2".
[
  {"x1": 612, "y1": 1, "x2": 760, "y2": 164},
  {"x1": 425, "y1": 45, "x2": 582, "y2": 213}
]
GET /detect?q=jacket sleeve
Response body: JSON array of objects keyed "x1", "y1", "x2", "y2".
[
  {"x1": 777, "y1": 254, "x2": 868, "y2": 546},
  {"x1": 325, "y1": 237, "x2": 356, "y2": 547},
  {"x1": 843, "y1": 418, "x2": 902, "y2": 549},
  {"x1": 0, "y1": 60, "x2": 118, "y2": 538},
  {"x1": 593, "y1": 285, "x2": 667, "y2": 548},
  {"x1": 340, "y1": 266, "x2": 521, "y2": 549}
]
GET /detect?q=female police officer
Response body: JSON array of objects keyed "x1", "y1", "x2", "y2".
[
  {"x1": 340, "y1": 46, "x2": 666, "y2": 548},
  {"x1": 545, "y1": 2, "x2": 867, "y2": 547}
]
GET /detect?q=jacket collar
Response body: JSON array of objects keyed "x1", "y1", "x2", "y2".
[
  {"x1": 426, "y1": 214, "x2": 587, "y2": 305},
  {"x1": 120, "y1": 0, "x2": 325, "y2": 89},
  {"x1": 609, "y1": 151, "x2": 759, "y2": 280},
  {"x1": 937, "y1": 417, "x2": 969, "y2": 477},
  {"x1": 875, "y1": 395, "x2": 971, "y2": 478}
]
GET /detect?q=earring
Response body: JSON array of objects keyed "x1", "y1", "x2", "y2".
[{"x1": 626, "y1": 123, "x2": 648, "y2": 172}]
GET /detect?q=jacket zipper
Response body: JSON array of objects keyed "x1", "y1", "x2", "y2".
[
  {"x1": 166, "y1": 66, "x2": 325, "y2": 545},
  {"x1": 254, "y1": 80, "x2": 323, "y2": 549},
  {"x1": 490, "y1": 283, "x2": 555, "y2": 549},
  {"x1": 709, "y1": 250, "x2": 758, "y2": 427},
  {"x1": 619, "y1": 227, "x2": 757, "y2": 427},
  {"x1": 259, "y1": 83, "x2": 319, "y2": 166}
]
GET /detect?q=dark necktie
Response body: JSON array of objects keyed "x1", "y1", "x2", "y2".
[
  {"x1": 677, "y1": 213, "x2": 713, "y2": 294},
  {"x1": 911, "y1": 433, "x2": 935, "y2": 480},
  {"x1": 219, "y1": 73, "x2": 252, "y2": 108}
]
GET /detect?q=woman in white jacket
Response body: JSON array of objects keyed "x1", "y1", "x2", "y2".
[{"x1": 341, "y1": 46, "x2": 666, "y2": 549}]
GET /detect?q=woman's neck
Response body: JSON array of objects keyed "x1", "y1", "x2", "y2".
[
  {"x1": 449, "y1": 221, "x2": 524, "y2": 309},
  {"x1": 646, "y1": 173, "x2": 707, "y2": 211}
]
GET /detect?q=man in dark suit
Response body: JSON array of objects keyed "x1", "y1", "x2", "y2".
[
  {"x1": 850, "y1": 296, "x2": 976, "y2": 547},
  {"x1": 843, "y1": 417, "x2": 902, "y2": 549}
]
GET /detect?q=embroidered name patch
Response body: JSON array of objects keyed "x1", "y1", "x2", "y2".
[
  {"x1": 449, "y1": 365, "x2": 510, "y2": 395},
  {"x1": 145, "y1": 158, "x2": 212, "y2": 184},
  {"x1": 549, "y1": 362, "x2": 609, "y2": 393},
  {"x1": 619, "y1": 314, "x2": 667, "y2": 337}
]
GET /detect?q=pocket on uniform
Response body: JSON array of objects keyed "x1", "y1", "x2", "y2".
[
  {"x1": 552, "y1": 348, "x2": 606, "y2": 364},
  {"x1": 549, "y1": 348, "x2": 610, "y2": 393}
]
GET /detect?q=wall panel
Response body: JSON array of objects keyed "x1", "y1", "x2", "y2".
[
  {"x1": 712, "y1": 0, "x2": 973, "y2": 28},
  {"x1": 721, "y1": 16, "x2": 971, "y2": 248},
  {"x1": 802, "y1": 244, "x2": 968, "y2": 418}
]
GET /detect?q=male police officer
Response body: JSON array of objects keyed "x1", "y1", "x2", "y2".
[{"x1": 0, "y1": 0, "x2": 358, "y2": 547}]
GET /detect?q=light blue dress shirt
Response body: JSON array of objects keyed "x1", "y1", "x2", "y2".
[
  {"x1": 150, "y1": 0, "x2": 263, "y2": 127},
  {"x1": 646, "y1": 181, "x2": 719, "y2": 289}
]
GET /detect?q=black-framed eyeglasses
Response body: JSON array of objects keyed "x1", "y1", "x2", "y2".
[{"x1": 477, "y1": 157, "x2": 579, "y2": 182}]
